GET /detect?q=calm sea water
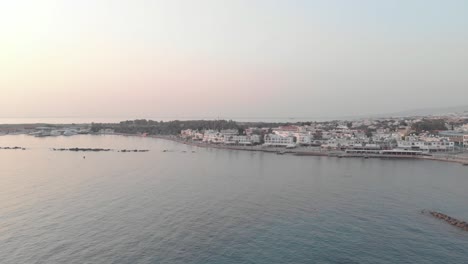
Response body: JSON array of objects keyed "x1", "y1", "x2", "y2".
[{"x1": 0, "y1": 135, "x2": 467, "y2": 264}]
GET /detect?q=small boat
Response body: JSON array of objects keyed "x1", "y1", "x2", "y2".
[{"x1": 277, "y1": 151, "x2": 286, "y2": 155}]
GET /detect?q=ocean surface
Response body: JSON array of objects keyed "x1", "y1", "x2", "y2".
[{"x1": 1, "y1": 135, "x2": 467, "y2": 264}]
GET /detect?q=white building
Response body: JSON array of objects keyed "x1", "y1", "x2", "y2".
[
  {"x1": 263, "y1": 134, "x2": 295, "y2": 147},
  {"x1": 203, "y1": 130, "x2": 224, "y2": 144},
  {"x1": 181, "y1": 129, "x2": 195, "y2": 138},
  {"x1": 397, "y1": 138, "x2": 454, "y2": 152},
  {"x1": 250, "y1": 135, "x2": 261, "y2": 144},
  {"x1": 181, "y1": 129, "x2": 204, "y2": 140},
  {"x1": 321, "y1": 138, "x2": 369, "y2": 149},
  {"x1": 296, "y1": 134, "x2": 313, "y2": 145},
  {"x1": 224, "y1": 135, "x2": 260, "y2": 145}
]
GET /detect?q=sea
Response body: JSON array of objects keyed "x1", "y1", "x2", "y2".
[{"x1": 0, "y1": 134, "x2": 467, "y2": 264}]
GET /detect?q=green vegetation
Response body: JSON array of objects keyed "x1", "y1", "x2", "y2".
[
  {"x1": 411, "y1": 119, "x2": 447, "y2": 133},
  {"x1": 92, "y1": 120, "x2": 239, "y2": 135},
  {"x1": 91, "y1": 119, "x2": 320, "y2": 136}
]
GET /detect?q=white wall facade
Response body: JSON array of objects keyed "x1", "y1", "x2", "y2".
[
  {"x1": 397, "y1": 139, "x2": 454, "y2": 151},
  {"x1": 296, "y1": 134, "x2": 313, "y2": 145},
  {"x1": 224, "y1": 135, "x2": 259, "y2": 145},
  {"x1": 263, "y1": 134, "x2": 294, "y2": 146}
]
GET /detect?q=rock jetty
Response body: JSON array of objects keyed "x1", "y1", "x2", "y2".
[
  {"x1": 118, "y1": 149, "x2": 149, "y2": 152},
  {"x1": 0, "y1": 146, "x2": 26, "y2": 150},
  {"x1": 52, "y1": 148, "x2": 149, "y2": 152},
  {"x1": 423, "y1": 210, "x2": 468, "y2": 231},
  {"x1": 53, "y1": 148, "x2": 112, "y2": 152}
]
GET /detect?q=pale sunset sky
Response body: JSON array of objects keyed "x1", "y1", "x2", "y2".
[{"x1": 1, "y1": 0, "x2": 467, "y2": 119}]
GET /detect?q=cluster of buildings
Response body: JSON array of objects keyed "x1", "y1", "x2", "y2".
[
  {"x1": 180, "y1": 116, "x2": 468, "y2": 153},
  {"x1": 181, "y1": 129, "x2": 261, "y2": 145},
  {"x1": 396, "y1": 135, "x2": 455, "y2": 152}
]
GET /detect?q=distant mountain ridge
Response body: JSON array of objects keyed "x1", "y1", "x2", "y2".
[{"x1": 376, "y1": 105, "x2": 468, "y2": 118}]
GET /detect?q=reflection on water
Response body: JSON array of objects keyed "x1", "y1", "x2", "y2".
[{"x1": 0, "y1": 135, "x2": 467, "y2": 264}]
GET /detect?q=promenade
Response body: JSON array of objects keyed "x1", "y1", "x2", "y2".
[{"x1": 138, "y1": 134, "x2": 468, "y2": 165}]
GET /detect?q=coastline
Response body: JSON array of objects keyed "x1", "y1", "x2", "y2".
[
  {"x1": 3, "y1": 132, "x2": 466, "y2": 165},
  {"x1": 114, "y1": 133, "x2": 468, "y2": 166}
]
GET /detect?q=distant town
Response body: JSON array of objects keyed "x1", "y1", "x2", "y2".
[
  {"x1": 105, "y1": 113, "x2": 467, "y2": 153},
  {"x1": 1, "y1": 113, "x2": 468, "y2": 162}
]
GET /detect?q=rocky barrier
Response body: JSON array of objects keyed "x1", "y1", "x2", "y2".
[
  {"x1": 423, "y1": 210, "x2": 468, "y2": 231},
  {"x1": 0, "y1": 146, "x2": 26, "y2": 150},
  {"x1": 118, "y1": 149, "x2": 149, "y2": 152},
  {"x1": 53, "y1": 148, "x2": 112, "y2": 152},
  {"x1": 52, "y1": 148, "x2": 149, "y2": 152}
]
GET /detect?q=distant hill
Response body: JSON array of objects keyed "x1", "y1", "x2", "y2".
[{"x1": 376, "y1": 105, "x2": 468, "y2": 118}]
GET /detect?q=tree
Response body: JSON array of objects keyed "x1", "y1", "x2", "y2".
[
  {"x1": 313, "y1": 131, "x2": 322, "y2": 140},
  {"x1": 412, "y1": 119, "x2": 446, "y2": 133}
]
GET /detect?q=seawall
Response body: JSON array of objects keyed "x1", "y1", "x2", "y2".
[{"x1": 113, "y1": 133, "x2": 468, "y2": 165}]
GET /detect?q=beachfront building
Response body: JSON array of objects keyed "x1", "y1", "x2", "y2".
[
  {"x1": 250, "y1": 135, "x2": 261, "y2": 144},
  {"x1": 321, "y1": 137, "x2": 369, "y2": 150},
  {"x1": 180, "y1": 129, "x2": 204, "y2": 140},
  {"x1": 348, "y1": 143, "x2": 381, "y2": 150},
  {"x1": 397, "y1": 137, "x2": 455, "y2": 152},
  {"x1": 419, "y1": 137, "x2": 455, "y2": 152},
  {"x1": 203, "y1": 130, "x2": 224, "y2": 144},
  {"x1": 296, "y1": 134, "x2": 313, "y2": 145},
  {"x1": 438, "y1": 131, "x2": 466, "y2": 146},
  {"x1": 180, "y1": 129, "x2": 191, "y2": 138},
  {"x1": 263, "y1": 134, "x2": 295, "y2": 147},
  {"x1": 181, "y1": 129, "x2": 195, "y2": 138},
  {"x1": 321, "y1": 139, "x2": 346, "y2": 150},
  {"x1": 464, "y1": 135, "x2": 468, "y2": 149},
  {"x1": 223, "y1": 135, "x2": 261, "y2": 145}
]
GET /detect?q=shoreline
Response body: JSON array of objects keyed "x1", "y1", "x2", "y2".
[
  {"x1": 2, "y1": 132, "x2": 467, "y2": 165},
  {"x1": 114, "y1": 133, "x2": 468, "y2": 166}
]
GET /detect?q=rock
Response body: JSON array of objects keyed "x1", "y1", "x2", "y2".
[{"x1": 426, "y1": 210, "x2": 467, "y2": 232}]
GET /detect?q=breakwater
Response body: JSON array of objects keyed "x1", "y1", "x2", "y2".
[
  {"x1": 0, "y1": 146, "x2": 26, "y2": 150},
  {"x1": 423, "y1": 210, "x2": 468, "y2": 231},
  {"x1": 52, "y1": 148, "x2": 149, "y2": 152}
]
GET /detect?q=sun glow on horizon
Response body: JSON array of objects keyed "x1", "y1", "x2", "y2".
[{"x1": 1, "y1": 0, "x2": 468, "y2": 118}]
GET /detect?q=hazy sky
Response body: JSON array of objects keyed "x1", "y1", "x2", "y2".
[{"x1": 1, "y1": 0, "x2": 467, "y2": 119}]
